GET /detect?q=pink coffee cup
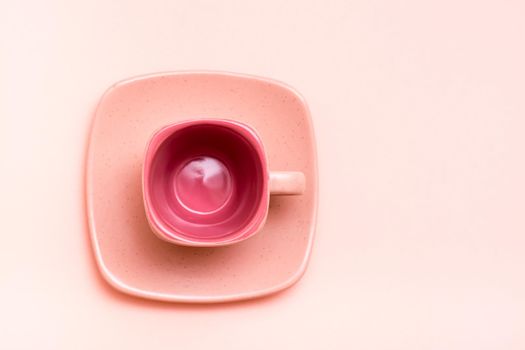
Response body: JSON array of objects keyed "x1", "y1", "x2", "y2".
[{"x1": 142, "y1": 119, "x2": 305, "y2": 247}]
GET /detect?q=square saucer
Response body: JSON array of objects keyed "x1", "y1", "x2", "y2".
[{"x1": 86, "y1": 71, "x2": 318, "y2": 303}]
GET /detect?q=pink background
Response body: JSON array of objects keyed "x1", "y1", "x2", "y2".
[{"x1": 2, "y1": 0, "x2": 525, "y2": 348}]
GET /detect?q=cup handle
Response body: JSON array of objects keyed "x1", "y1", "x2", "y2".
[{"x1": 269, "y1": 171, "x2": 306, "y2": 195}]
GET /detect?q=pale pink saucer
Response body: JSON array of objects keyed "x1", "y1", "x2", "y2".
[{"x1": 86, "y1": 71, "x2": 318, "y2": 303}]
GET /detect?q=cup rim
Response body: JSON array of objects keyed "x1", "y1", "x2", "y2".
[{"x1": 142, "y1": 118, "x2": 270, "y2": 247}]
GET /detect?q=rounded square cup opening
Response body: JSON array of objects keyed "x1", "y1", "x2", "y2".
[{"x1": 142, "y1": 119, "x2": 270, "y2": 247}]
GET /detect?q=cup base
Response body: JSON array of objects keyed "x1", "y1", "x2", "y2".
[{"x1": 173, "y1": 156, "x2": 233, "y2": 214}]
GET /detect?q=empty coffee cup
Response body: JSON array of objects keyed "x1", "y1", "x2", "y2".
[{"x1": 142, "y1": 119, "x2": 305, "y2": 247}]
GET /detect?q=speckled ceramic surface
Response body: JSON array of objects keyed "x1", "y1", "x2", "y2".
[{"x1": 86, "y1": 72, "x2": 318, "y2": 303}]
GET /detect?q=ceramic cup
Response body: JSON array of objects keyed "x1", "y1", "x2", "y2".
[{"x1": 142, "y1": 119, "x2": 305, "y2": 247}]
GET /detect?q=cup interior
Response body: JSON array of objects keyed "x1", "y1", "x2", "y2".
[{"x1": 144, "y1": 121, "x2": 268, "y2": 245}]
